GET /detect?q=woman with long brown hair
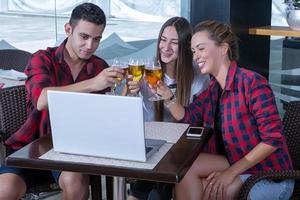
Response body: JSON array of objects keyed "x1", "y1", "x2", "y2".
[
  {"x1": 128, "y1": 17, "x2": 209, "y2": 200},
  {"x1": 142, "y1": 16, "x2": 209, "y2": 122}
]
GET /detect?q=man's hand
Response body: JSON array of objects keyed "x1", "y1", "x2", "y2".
[{"x1": 91, "y1": 67, "x2": 124, "y2": 91}]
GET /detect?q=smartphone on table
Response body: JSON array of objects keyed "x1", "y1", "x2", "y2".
[{"x1": 186, "y1": 127, "x2": 204, "y2": 138}]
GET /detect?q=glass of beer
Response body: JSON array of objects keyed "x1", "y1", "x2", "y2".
[
  {"x1": 145, "y1": 60, "x2": 163, "y2": 101},
  {"x1": 128, "y1": 58, "x2": 145, "y2": 82},
  {"x1": 127, "y1": 58, "x2": 145, "y2": 96},
  {"x1": 107, "y1": 59, "x2": 128, "y2": 95},
  {"x1": 116, "y1": 61, "x2": 128, "y2": 82}
]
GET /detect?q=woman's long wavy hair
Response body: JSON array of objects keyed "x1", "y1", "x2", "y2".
[{"x1": 155, "y1": 17, "x2": 194, "y2": 121}]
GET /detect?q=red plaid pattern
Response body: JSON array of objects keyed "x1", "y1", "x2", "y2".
[
  {"x1": 5, "y1": 39, "x2": 109, "y2": 150},
  {"x1": 181, "y1": 61, "x2": 293, "y2": 174}
]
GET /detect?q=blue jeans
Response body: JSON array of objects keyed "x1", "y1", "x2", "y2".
[
  {"x1": 240, "y1": 174, "x2": 294, "y2": 200},
  {"x1": 0, "y1": 166, "x2": 61, "y2": 186}
]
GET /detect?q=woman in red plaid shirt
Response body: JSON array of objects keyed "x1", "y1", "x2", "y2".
[{"x1": 156, "y1": 20, "x2": 294, "y2": 200}]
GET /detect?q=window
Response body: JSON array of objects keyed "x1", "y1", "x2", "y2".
[
  {"x1": 270, "y1": 0, "x2": 300, "y2": 115},
  {"x1": 0, "y1": 0, "x2": 190, "y2": 53}
]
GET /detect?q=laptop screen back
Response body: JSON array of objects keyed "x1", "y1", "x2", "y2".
[{"x1": 47, "y1": 91, "x2": 146, "y2": 162}]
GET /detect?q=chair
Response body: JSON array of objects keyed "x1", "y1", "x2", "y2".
[
  {"x1": 0, "y1": 85, "x2": 27, "y2": 141},
  {"x1": 0, "y1": 49, "x2": 32, "y2": 72},
  {"x1": 239, "y1": 101, "x2": 300, "y2": 199},
  {"x1": 0, "y1": 85, "x2": 61, "y2": 198}
]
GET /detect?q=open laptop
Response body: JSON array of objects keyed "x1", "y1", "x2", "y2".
[{"x1": 47, "y1": 90, "x2": 166, "y2": 162}]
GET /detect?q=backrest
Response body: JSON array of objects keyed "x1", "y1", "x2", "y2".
[
  {"x1": 0, "y1": 85, "x2": 27, "y2": 141},
  {"x1": 282, "y1": 101, "x2": 300, "y2": 170},
  {"x1": 0, "y1": 49, "x2": 32, "y2": 72},
  {"x1": 0, "y1": 85, "x2": 61, "y2": 195}
]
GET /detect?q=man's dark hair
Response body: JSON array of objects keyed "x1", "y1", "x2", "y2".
[{"x1": 69, "y1": 3, "x2": 106, "y2": 27}]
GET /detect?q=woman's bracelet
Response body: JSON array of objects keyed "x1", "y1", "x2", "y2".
[{"x1": 164, "y1": 94, "x2": 176, "y2": 108}]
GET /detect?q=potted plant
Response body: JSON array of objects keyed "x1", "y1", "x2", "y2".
[{"x1": 285, "y1": 0, "x2": 300, "y2": 30}]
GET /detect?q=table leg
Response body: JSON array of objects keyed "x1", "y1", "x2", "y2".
[
  {"x1": 113, "y1": 177, "x2": 126, "y2": 200},
  {"x1": 106, "y1": 176, "x2": 113, "y2": 200},
  {"x1": 90, "y1": 175, "x2": 102, "y2": 200}
]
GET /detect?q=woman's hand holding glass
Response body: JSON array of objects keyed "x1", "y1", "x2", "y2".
[
  {"x1": 145, "y1": 60, "x2": 165, "y2": 101},
  {"x1": 154, "y1": 81, "x2": 174, "y2": 100}
]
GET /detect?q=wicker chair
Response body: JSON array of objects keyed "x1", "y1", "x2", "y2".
[
  {"x1": 0, "y1": 85, "x2": 61, "y2": 198},
  {"x1": 0, "y1": 85, "x2": 27, "y2": 141},
  {"x1": 0, "y1": 49, "x2": 32, "y2": 72},
  {"x1": 239, "y1": 101, "x2": 300, "y2": 199}
]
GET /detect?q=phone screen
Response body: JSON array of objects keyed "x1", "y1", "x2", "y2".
[{"x1": 186, "y1": 127, "x2": 204, "y2": 137}]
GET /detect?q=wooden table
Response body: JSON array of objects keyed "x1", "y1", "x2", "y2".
[
  {"x1": 248, "y1": 26, "x2": 300, "y2": 37},
  {"x1": 6, "y1": 128, "x2": 212, "y2": 199}
]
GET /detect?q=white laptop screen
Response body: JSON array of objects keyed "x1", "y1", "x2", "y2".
[{"x1": 47, "y1": 91, "x2": 147, "y2": 162}]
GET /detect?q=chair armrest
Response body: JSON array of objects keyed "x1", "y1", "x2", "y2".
[
  {"x1": 0, "y1": 132, "x2": 12, "y2": 157},
  {"x1": 239, "y1": 170, "x2": 300, "y2": 200},
  {"x1": 0, "y1": 131, "x2": 4, "y2": 142},
  {"x1": 0, "y1": 134, "x2": 6, "y2": 166}
]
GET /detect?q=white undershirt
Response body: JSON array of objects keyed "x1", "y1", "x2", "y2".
[{"x1": 164, "y1": 73, "x2": 176, "y2": 86}]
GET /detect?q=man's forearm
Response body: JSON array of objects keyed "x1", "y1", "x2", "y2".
[{"x1": 37, "y1": 78, "x2": 96, "y2": 111}]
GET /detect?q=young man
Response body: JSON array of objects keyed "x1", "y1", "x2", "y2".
[{"x1": 0, "y1": 3, "x2": 139, "y2": 200}]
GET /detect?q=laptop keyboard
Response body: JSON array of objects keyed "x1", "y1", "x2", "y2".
[
  {"x1": 145, "y1": 147, "x2": 153, "y2": 154},
  {"x1": 145, "y1": 139, "x2": 166, "y2": 158}
]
